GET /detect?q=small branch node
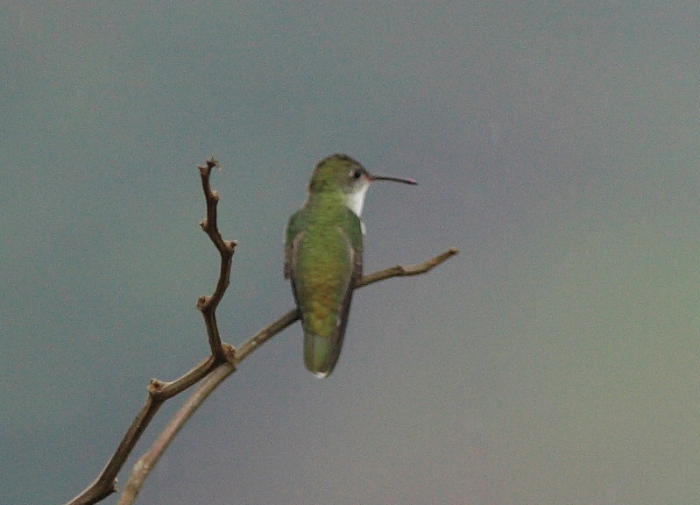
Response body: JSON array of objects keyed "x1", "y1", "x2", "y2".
[
  {"x1": 222, "y1": 343, "x2": 237, "y2": 365},
  {"x1": 197, "y1": 296, "x2": 209, "y2": 310},
  {"x1": 199, "y1": 220, "x2": 208, "y2": 230},
  {"x1": 148, "y1": 379, "x2": 166, "y2": 395}
]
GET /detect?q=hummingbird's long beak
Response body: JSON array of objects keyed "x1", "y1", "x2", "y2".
[{"x1": 370, "y1": 174, "x2": 418, "y2": 185}]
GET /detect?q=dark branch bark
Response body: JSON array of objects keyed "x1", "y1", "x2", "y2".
[{"x1": 196, "y1": 157, "x2": 237, "y2": 363}]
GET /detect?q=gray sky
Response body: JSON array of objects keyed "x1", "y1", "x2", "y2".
[{"x1": 3, "y1": 2, "x2": 699, "y2": 504}]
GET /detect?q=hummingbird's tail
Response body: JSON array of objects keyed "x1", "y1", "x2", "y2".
[
  {"x1": 303, "y1": 327, "x2": 345, "y2": 378},
  {"x1": 294, "y1": 268, "x2": 356, "y2": 378}
]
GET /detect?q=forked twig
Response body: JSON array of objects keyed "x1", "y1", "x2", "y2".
[
  {"x1": 64, "y1": 159, "x2": 458, "y2": 505},
  {"x1": 196, "y1": 157, "x2": 237, "y2": 363},
  {"x1": 118, "y1": 364, "x2": 235, "y2": 505},
  {"x1": 118, "y1": 249, "x2": 458, "y2": 505},
  {"x1": 65, "y1": 159, "x2": 236, "y2": 505}
]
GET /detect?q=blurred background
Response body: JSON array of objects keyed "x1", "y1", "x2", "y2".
[{"x1": 2, "y1": 2, "x2": 699, "y2": 504}]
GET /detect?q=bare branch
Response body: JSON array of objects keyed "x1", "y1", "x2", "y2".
[
  {"x1": 65, "y1": 159, "x2": 238, "y2": 505},
  {"x1": 236, "y1": 247, "x2": 459, "y2": 362},
  {"x1": 64, "y1": 395, "x2": 163, "y2": 505},
  {"x1": 235, "y1": 309, "x2": 299, "y2": 362},
  {"x1": 118, "y1": 363, "x2": 235, "y2": 505},
  {"x1": 64, "y1": 158, "x2": 458, "y2": 505},
  {"x1": 116, "y1": 248, "x2": 459, "y2": 505},
  {"x1": 196, "y1": 157, "x2": 237, "y2": 363},
  {"x1": 355, "y1": 247, "x2": 459, "y2": 287}
]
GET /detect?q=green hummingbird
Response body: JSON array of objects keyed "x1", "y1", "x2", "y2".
[{"x1": 285, "y1": 154, "x2": 417, "y2": 377}]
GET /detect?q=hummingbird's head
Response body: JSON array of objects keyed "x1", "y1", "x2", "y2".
[
  {"x1": 310, "y1": 154, "x2": 417, "y2": 216},
  {"x1": 310, "y1": 154, "x2": 371, "y2": 194}
]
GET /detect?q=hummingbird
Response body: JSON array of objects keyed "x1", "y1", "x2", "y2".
[{"x1": 285, "y1": 154, "x2": 417, "y2": 377}]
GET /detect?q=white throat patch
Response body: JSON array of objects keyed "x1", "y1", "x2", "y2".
[{"x1": 345, "y1": 183, "x2": 369, "y2": 217}]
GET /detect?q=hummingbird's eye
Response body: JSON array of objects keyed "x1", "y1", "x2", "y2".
[{"x1": 351, "y1": 169, "x2": 362, "y2": 179}]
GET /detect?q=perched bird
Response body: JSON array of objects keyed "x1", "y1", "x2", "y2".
[{"x1": 285, "y1": 154, "x2": 417, "y2": 377}]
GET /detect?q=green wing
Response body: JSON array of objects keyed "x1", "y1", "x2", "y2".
[
  {"x1": 286, "y1": 207, "x2": 363, "y2": 377},
  {"x1": 284, "y1": 209, "x2": 305, "y2": 279}
]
